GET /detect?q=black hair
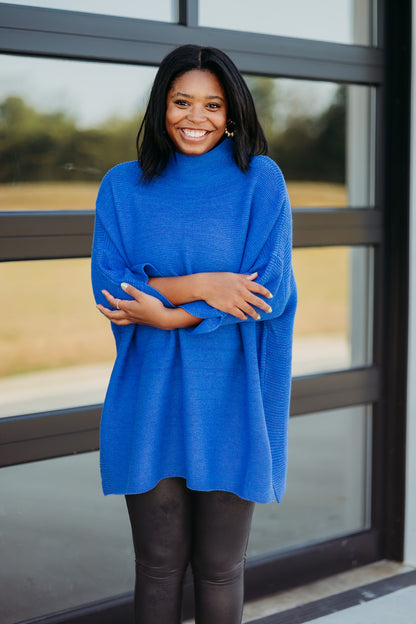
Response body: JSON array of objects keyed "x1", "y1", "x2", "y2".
[{"x1": 136, "y1": 44, "x2": 268, "y2": 181}]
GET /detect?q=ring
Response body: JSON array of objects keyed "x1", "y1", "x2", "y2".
[{"x1": 116, "y1": 299, "x2": 121, "y2": 309}]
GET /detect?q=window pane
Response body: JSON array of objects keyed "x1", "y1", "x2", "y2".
[
  {"x1": 0, "y1": 245, "x2": 374, "y2": 418},
  {"x1": 248, "y1": 406, "x2": 372, "y2": 557},
  {"x1": 0, "y1": 407, "x2": 371, "y2": 622},
  {"x1": 0, "y1": 259, "x2": 113, "y2": 418},
  {"x1": 0, "y1": 56, "x2": 157, "y2": 210},
  {"x1": 245, "y1": 77, "x2": 374, "y2": 208},
  {"x1": 292, "y1": 247, "x2": 373, "y2": 376},
  {"x1": 0, "y1": 57, "x2": 374, "y2": 211},
  {"x1": 0, "y1": 452, "x2": 133, "y2": 624},
  {"x1": 3, "y1": 0, "x2": 174, "y2": 21},
  {"x1": 200, "y1": 0, "x2": 374, "y2": 46}
]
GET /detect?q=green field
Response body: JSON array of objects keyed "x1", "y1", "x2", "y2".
[{"x1": 0, "y1": 181, "x2": 348, "y2": 377}]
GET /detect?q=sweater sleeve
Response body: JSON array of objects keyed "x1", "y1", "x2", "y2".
[
  {"x1": 180, "y1": 162, "x2": 296, "y2": 335},
  {"x1": 91, "y1": 173, "x2": 173, "y2": 309}
]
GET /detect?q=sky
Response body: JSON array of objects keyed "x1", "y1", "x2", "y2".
[{"x1": 0, "y1": 1, "x2": 371, "y2": 127}]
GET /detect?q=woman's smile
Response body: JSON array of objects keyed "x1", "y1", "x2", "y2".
[{"x1": 180, "y1": 128, "x2": 210, "y2": 139}]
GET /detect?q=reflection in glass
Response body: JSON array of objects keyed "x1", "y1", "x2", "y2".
[
  {"x1": 0, "y1": 453, "x2": 133, "y2": 624},
  {"x1": 2, "y1": 0, "x2": 173, "y2": 21},
  {"x1": 249, "y1": 406, "x2": 372, "y2": 557},
  {"x1": 0, "y1": 55, "x2": 373, "y2": 211},
  {"x1": 0, "y1": 245, "x2": 374, "y2": 414},
  {"x1": 0, "y1": 405, "x2": 371, "y2": 621},
  {"x1": 0, "y1": 55, "x2": 157, "y2": 210},
  {"x1": 200, "y1": 0, "x2": 374, "y2": 45},
  {"x1": 292, "y1": 246, "x2": 373, "y2": 376},
  {"x1": 246, "y1": 76, "x2": 374, "y2": 208},
  {"x1": 0, "y1": 259, "x2": 114, "y2": 418}
]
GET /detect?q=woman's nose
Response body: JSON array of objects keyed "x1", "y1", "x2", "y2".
[{"x1": 187, "y1": 104, "x2": 206, "y2": 122}]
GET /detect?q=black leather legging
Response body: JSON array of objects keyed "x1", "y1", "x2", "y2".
[{"x1": 125, "y1": 477, "x2": 255, "y2": 624}]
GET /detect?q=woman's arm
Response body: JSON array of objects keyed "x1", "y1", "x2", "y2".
[
  {"x1": 97, "y1": 283, "x2": 202, "y2": 329},
  {"x1": 149, "y1": 272, "x2": 273, "y2": 321},
  {"x1": 97, "y1": 268, "x2": 274, "y2": 330}
]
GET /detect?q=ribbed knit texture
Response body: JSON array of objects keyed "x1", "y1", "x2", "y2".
[{"x1": 91, "y1": 138, "x2": 297, "y2": 503}]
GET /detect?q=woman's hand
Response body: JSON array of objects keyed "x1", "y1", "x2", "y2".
[
  {"x1": 97, "y1": 284, "x2": 172, "y2": 329},
  {"x1": 97, "y1": 283, "x2": 201, "y2": 330},
  {"x1": 196, "y1": 271, "x2": 273, "y2": 320}
]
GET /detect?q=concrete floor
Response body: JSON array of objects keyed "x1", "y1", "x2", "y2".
[
  {"x1": 242, "y1": 560, "x2": 413, "y2": 621},
  {"x1": 182, "y1": 560, "x2": 415, "y2": 623}
]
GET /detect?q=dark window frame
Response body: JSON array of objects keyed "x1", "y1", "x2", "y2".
[{"x1": 0, "y1": 0, "x2": 410, "y2": 618}]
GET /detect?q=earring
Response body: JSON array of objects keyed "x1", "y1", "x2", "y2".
[{"x1": 224, "y1": 120, "x2": 236, "y2": 138}]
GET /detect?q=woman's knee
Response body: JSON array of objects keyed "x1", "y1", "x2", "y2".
[{"x1": 191, "y1": 523, "x2": 247, "y2": 584}]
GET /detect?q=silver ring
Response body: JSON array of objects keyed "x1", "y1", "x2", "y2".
[{"x1": 116, "y1": 299, "x2": 121, "y2": 310}]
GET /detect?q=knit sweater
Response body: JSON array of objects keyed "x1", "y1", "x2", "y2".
[{"x1": 91, "y1": 138, "x2": 297, "y2": 504}]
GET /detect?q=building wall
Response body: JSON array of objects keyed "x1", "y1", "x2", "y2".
[{"x1": 404, "y1": 0, "x2": 416, "y2": 565}]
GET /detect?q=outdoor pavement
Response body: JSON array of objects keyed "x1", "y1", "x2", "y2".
[
  {"x1": 187, "y1": 561, "x2": 416, "y2": 623},
  {"x1": 303, "y1": 586, "x2": 416, "y2": 624},
  {"x1": 239, "y1": 561, "x2": 416, "y2": 623}
]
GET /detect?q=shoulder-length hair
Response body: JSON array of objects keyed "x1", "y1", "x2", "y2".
[{"x1": 137, "y1": 44, "x2": 268, "y2": 181}]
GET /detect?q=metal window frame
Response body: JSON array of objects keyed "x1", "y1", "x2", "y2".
[
  {"x1": 0, "y1": 2, "x2": 383, "y2": 83},
  {"x1": 0, "y1": 0, "x2": 410, "y2": 617}
]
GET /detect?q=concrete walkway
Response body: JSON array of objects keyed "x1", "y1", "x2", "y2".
[
  {"x1": 306, "y1": 585, "x2": 416, "y2": 624},
  {"x1": 181, "y1": 561, "x2": 416, "y2": 623}
]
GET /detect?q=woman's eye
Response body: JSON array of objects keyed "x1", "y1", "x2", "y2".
[
  {"x1": 207, "y1": 103, "x2": 220, "y2": 109},
  {"x1": 174, "y1": 99, "x2": 188, "y2": 106}
]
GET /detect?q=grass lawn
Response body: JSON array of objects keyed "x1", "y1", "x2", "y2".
[{"x1": 0, "y1": 181, "x2": 349, "y2": 377}]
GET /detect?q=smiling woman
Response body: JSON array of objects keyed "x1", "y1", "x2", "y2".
[
  {"x1": 136, "y1": 45, "x2": 268, "y2": 182},
  {"x1": 91, "y1": 43, "x2": 296, "y2": 624}
]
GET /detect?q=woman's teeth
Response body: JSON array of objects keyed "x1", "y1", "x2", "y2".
[{"x1": 182, "y1": 129, "x2": 208, "y2": 138}]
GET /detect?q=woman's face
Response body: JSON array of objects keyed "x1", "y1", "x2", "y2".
[{"x1": 165, "y1": 69, "x2": 227, "y2": 156}]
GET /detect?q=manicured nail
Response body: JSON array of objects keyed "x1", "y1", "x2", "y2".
[
  {"x1": 267, "y1": 292, "x2": 273, "y2": 299},
  {"x1": 251, "y1": 272, "x2": 258, "y2": 277},
  {"x1": 121, "y1": 282, "x2": 129, "y2": 290},
  {"x1": 266, "y1": 306, "x2": 273, "y2": 313},
  {"x1": 256, "y1": 314, "x2": 261, "y2": 320}
]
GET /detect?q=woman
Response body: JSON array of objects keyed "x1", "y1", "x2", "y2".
[{"x1": 92, "y1": 44, "x2": 297, "y2": 624}]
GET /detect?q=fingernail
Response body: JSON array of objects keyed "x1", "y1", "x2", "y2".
[
  {"x1": 121, "y1": 282, "x2": 129, "y2": 290},
  {"x1": 251, "y1": 272, "x2": 258, "y2": 277},
  {"x1": 267, "y1": 306, "x2": 273, "y2": 313},
  {"x1": 267, "y1": 292, "x2": 273, "y2": 299},
  {"x1": 256, "y1": 314, "x2": 261, "y2": 320}
]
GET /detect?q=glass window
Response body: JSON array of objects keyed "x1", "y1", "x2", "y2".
[
  {"x1": 0, "y1": 259, "x2": 113, "y2": 418},
  {"x1": 292, "y1": 246, "x2": 374, "y2": 376},
  {"x1": 245, "y1": 77, "x2": 374, "y2": 208},
  {"x1": 0, "y1": 452, "x2": 133, "y2": 624},
  {"x1": 0, "y1": 56, "x2": 157, "y2": 211},
  {"x1": 2, "y1": 0, "x2": 174, "y2": 21},
  {"x1": 0, "y1": 57, "x2": 374, "y2": 212},
  {"x1": 200, "y1": 0, "x2": 374, "y2": 46},
  {"x1": 0, "y1": 244, "x2": 374, "y2": 419},
  {"x1": 248, "y1": 405, "x2": 372, "y2": 557},
  {"x1": 0, "y1": 406, "x2": 371, "y2": 622}
]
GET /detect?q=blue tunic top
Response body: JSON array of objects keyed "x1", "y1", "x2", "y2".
[{"x1": 91, "y1": 138, "x2": 297, "y2": 504}]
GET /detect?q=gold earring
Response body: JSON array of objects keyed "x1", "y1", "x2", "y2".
[{"x1": 225, "y1": 120, "x2": 236, "y2": 138}]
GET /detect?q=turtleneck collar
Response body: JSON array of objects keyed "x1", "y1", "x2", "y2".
[{"x1": 165, "y1": 137, "x2": 235, "y2": 179}]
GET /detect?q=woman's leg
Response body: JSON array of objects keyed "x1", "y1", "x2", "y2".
[
  {"x1": 125, "y1": 477, "x2": 192, "y2": 624},
  {"x1": 190, "y1": 490, "x2": 255, "y2": 624}
]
